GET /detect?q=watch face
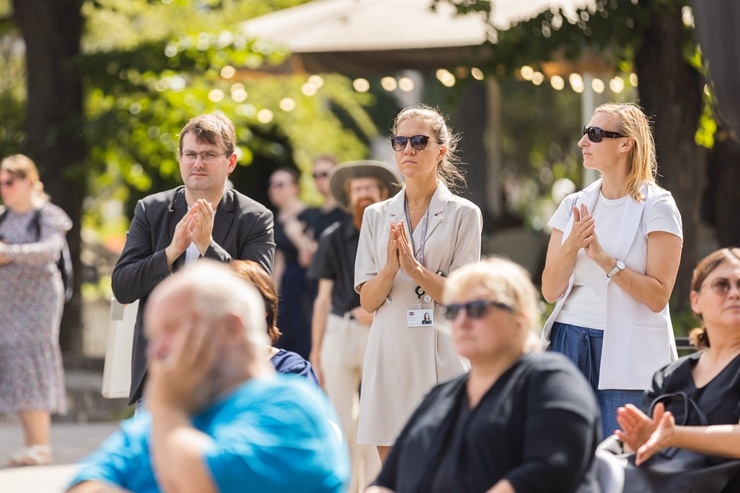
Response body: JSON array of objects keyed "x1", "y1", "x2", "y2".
[{"x1": 617, "y1": 260, "x2": 625, "y2": 269}]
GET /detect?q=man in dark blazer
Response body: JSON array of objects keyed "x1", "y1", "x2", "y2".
[{"x1": 112, "y1": 113, "x2": 275, "y2": 405}]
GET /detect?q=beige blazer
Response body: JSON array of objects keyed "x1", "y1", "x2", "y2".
[{"x1": 353, "y1": 181, "x2": 482, "y2": 445}]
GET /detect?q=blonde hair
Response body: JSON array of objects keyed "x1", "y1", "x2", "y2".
[
  {"x1": 594, "y1": 102, "x2": 657, "y2": 201},
  {"x1": 0, "y1": 154, "x2": 50, "y2": 203},
  {"x1": 444, "y1": 257, "x2": 542, "y2": 352},
  {"x1": 392, "y1": 104, "x2": 466, "y2": 191}
]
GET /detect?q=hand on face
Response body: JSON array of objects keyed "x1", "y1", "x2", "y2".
[{"x1": 146, "y1": 320, "x2": 222, "y2": 414}]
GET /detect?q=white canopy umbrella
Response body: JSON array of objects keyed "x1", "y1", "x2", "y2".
[
  {"x1": 239, "y1": 0, "x2": 598, "y2": 219},
  {"x1": 241, "y1": 0, "x2": 594, "y2": 74}
]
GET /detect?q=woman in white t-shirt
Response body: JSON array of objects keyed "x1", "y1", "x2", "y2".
[{"x1": 540, "y1": 102, "x2": 683, "y2": 439}]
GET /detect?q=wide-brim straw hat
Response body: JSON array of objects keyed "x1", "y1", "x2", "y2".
[{"x1": 329, "y1": 160, "x2": 403, "y2": 211}]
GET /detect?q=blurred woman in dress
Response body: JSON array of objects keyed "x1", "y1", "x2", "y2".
[
  {"x1": 0, "y1": 154, "x2": 71, "y2": 466},
  {"x1": 267, "y1": 167, "x2": 316, "y2": 359}
]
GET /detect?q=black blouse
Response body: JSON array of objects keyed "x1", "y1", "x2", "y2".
[
  {"x1": 642, "y1": 351, "x2": 740, "y2": 490},
  {"x1": 373, "y1": 352, "x2": 601, "y2": 493}
]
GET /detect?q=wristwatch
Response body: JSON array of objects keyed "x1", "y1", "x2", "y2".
[{"x1": 606, "y1": 260, "x2": 626, "y2": 278}]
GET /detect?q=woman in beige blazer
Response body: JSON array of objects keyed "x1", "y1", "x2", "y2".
[{"x1": 355, "y1": 104, "x2": 482, "y2": 463}]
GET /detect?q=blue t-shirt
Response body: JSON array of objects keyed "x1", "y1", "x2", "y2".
[{"x1": 68, "y1": 375, "x2": 349, "y2": 493}]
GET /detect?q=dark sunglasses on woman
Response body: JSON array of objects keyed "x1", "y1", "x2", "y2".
[
  {"x1": 390, "y1": 135, "x2": 436, "y2": 152},
  {"x1": 583, "y1": 126, "x2": 625, "y2": 143},
  {"x1": 440, "y1": 299, "x2": 515, "y2": 321}
]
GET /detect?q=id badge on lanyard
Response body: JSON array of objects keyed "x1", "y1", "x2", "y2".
[{"x1": 405, "y1": 200, "x2": 433, "y2": 327}]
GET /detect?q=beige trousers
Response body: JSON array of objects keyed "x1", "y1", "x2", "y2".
[{"x1": 322, "y1": 313, "x2": 381, "y2": 492}]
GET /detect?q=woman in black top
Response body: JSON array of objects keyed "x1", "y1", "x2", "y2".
[
  {"x1": 366, "y1": 257, "x2": 601, "y2": 493},
  {"x1": 614, "y1": 247, "x2": 740, "y2": 491}
]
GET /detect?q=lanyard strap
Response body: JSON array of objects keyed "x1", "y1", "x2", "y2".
[{"x1": 404, "y1": 198, "x2": 430, "y2": 266}]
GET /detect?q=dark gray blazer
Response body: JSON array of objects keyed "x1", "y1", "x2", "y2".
[{"x1": 111, "y1": 186, "x2": 275, "y2": 404}]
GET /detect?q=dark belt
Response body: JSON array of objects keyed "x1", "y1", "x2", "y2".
[{"x1": 331, "y1": 307, "x2": 355, "y2": 319}]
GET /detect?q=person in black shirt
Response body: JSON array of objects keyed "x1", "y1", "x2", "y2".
[
  {"x1": 367, "y1": 257, "x2": 601, "y2": 493},
  {"x1": 304, "y1": 155, "x2": 350, "y2": 239},
  {"x1": 309, "y1": 160, "x2": 402, "y2": 492}
]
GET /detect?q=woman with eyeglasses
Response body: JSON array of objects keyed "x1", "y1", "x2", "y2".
[
  {"x1": 355, "y1": 104, "x2": 482, "y2": 463},
  {"x1": 0, "y1": 154, "x2": 71, "y2": 466},
  {"x1": 541, "y1": 102, "x2": 683, "y2": 439},
  {"x1": 611, "y1": 247, "x2": 740, "y2": 492},
  {"x1": 267, "y1": 167, "x2": 317, "y2": 359},
  {"x1": 365, "y1": 258, "x2": 601, "y2": 493}
]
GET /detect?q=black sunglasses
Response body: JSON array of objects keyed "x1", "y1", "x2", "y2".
[
  {"x1": 583, "y1": 126, "x2": 626, "y2": 143},
  {"x1": 703, "y1": 277, "x2": 740, "y2": 296},
  {"x1": 390, "y1": 135, "x2": 435, "y2": 152},
  {"x1": 440, "y1": 299, "x2": 515, "y2": 321}
]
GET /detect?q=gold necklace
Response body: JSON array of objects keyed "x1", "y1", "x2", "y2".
[{"x1": 409, "y1": 201, "x2": 430, "y2": 216}]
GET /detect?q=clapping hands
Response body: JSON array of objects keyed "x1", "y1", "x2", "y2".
[{"x1": 615, "y1": 402, "x2": 677, "y2": 465}]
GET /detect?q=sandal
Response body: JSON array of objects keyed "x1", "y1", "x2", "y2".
[{"x1": 7, "y1": 444, "x2": 53, "y2": 467}]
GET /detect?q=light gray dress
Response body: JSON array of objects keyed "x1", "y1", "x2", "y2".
[
  {"x1": 354, "y1": 183, "x2": 482, "y2": 445},
  {"x1": 0, "y1": 203, "x2": 71, "y2": 413}
]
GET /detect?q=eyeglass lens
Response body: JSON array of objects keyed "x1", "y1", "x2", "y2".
[
  {"x1": 583, "y1": 126, "x2": 624, "y2": 143},
  {"x1": 313, "y1": 172, "x2": 329, "y2": 179},
  {"x1": 442, "y1": 300, "x2": 513, "y2": 321},
  {"x1": 708, "y1": 277, "x2": 740, "y2": 296},
  {"x1": 391, "y1": 135, "x2": 431, "y2": 152},
  {"x1": 182, "y1": 151, "x2": 227, "y2": 163}
]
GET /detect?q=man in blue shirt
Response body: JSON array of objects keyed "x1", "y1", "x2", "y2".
[{"x1": 67, "y1": 261, "x2": 349, "y2": 493}]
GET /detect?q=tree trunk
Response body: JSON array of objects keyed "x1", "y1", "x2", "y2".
[
  {"x1": 705, "y1": 131, "x2": 740, "y2": 248},
  {"x1": 634, "y1": 4, "x2": 705, "y2": 311},
  {"x1": 13, "y1": 0, "x2": 86, "y2": 354}
]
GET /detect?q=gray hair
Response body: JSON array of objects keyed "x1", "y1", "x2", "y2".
[{"x1": 153, "y1": 260, "x2": 269, "y2": 349}]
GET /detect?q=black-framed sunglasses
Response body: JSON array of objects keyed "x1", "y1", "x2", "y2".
[
  {"x1": 440, "y1": 299, "x2": 515, "y2": 321},
  {"x1": 583, "y1": 126, "x2": 626, "y2": 143},
  {"x1": 390, "y1": 135, "x2": 434, "y2": 152},
  {"x1": 703, "y1": 277, "x2": 740, "y2": 296}
]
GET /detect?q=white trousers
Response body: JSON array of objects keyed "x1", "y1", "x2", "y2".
[{"x1": 322, "y1": 313, "x2": 381, "y2": 492}]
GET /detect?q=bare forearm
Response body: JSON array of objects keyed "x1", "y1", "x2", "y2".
[
  {"x1": 67, "y1": 482, "x2": 132, "y2": 493},
  {"x1": 604, "y1": 265, "x2": 671, "y2": 312},
  {"x1": 359, "y1": 267, "x2": 397, "y2": 312},
  {"x1": 541, "y1": 242, "x2": 578, "y2": 302},
  {"x1": 150, "y1": 407, "x2": 217, "y2": 493},
  {"x1": 311, "y1": 294, "x2": 331, "y2": 355},
  {"x1": 484, "y1": 479, "x2": 516, "y2": 493},
  {"x1": 671, "y1": 424, "x2": 740, "y2": 458}
]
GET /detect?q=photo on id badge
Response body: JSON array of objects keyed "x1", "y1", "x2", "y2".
[{"x1": 407, "y1": 309, "x2": 434, "y2": 327}]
